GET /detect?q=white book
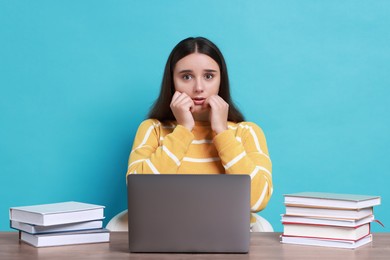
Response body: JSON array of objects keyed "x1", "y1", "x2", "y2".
[
  {"x1": 285, "y1": 205, "x2": 373, "y2": 219},
  {"x1": 283, "y1": 223, "x2": 370, "y2": 240},
  {"x1": 281, "y1": 234, "x2": 372, "y2": 249},
  {"x1": 281, "y1": 214, "x2": 374, "y2": 227},
  {"x1": 21, "y1": 228, "x2": 110, "y2": 247},
  {"x1": 10, "y1": 201, "x2": 105, "y2": 226},
  {"x1": 284, "y1": 192, "x2": 380, "y2": 209},
  {"x1": 11, "y1": 220, "x2": 103, "y2": 234}
]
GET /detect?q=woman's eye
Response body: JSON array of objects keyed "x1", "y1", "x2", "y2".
[
  {"x1": 183, "y1": 74, "x2": 192, "y2": 80},
  {"x1": 204, "y1": 74, "x2": 214, "y2": 80}
]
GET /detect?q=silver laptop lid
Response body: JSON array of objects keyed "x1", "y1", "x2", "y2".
[{"x1": 127, "y1": 174, "x2": 250, "y2": 253}]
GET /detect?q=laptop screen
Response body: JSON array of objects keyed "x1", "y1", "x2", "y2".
[{"x1": 127, "y1": 174, "x2": 250, "y2": 253}]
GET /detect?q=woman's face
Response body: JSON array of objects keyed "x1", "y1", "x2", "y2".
[{"x1": 173, "y1": 52, "x2": 221, "y2": 115}]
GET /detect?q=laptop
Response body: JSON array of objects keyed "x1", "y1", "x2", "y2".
[{"x1": 127, "y1": 174, "x2": 250, "y2": 253}]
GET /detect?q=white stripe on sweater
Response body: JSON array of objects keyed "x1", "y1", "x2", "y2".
[
  {"x1": 183, "y1": 157, "x2": 220, "y2": 163},
  {"x1": 162, "y1": 145, "x2": 181, "y2": 166},
  {"x1": 250, "y1": 166, "x2": 272, "y2": 179},
  {"x1": 145, "y1": 159, "x2": 160, "y2": 174},
  {"x1": 250, "y1": 167, "x2": 260, "y2": 179},
  {"x1": 128, "y1": 159, "x2": 146, "y2": 169},
  {"x1": 238, "y1": 124, "x2": 263, "y2": 154},
  {"x1": 131, "y1": 122, "x2": 160, "y2": 154},
  {"x1": 224, "y1": 151, "x2": 246, "y2": 170},
  {"x1": 229, "y1": 123, "x2": 270, "y2": 160},
  {"x1": 192, "y1": 139, "x2": 213, "y2": 144}
]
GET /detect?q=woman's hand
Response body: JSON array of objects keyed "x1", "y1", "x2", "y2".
[
  {"x1": 170, "y1": 91, "x2": 195, "y2": 131},
  {"x1": 204, "y1": 95, "x2": 229, "y2": 134}
]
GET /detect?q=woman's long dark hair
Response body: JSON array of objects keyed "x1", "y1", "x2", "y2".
[{"x1": 148, "y1": 37, "x2": 245, "y2": 122}]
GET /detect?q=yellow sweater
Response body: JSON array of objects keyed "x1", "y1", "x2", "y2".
[{"x1": 127, "y1": 119, "x2": 273, "y2": 224}]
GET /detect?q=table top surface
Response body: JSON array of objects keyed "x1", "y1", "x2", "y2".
[{"x1": 1, "y1": 232, "x2": 389, "y2": 260}]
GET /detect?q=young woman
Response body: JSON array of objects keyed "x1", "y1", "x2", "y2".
[{"x1": 127, "y1": 37, "x2": 273, "y2": 230}]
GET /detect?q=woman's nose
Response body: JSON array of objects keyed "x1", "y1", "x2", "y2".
[{"x1": 194, "y1": 78, "x2": 204, "y2": 93}]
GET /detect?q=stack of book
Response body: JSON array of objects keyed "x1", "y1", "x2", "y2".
[
  {"x1": 9, "y1": 201, "x2": 110, "y2": 247},
  {"x1": 280, "y1": 192, "x2": 381, "y2": 249}
]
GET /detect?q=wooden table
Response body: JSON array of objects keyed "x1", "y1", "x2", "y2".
[{"x1": 1, "y1": 232, "x2": 389, "y2": 259}]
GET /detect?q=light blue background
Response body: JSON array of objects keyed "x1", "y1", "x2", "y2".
[{"x1": 1, "y1": 0, "x2": 389, "y2": 232}]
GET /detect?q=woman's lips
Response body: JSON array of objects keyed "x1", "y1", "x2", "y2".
[{"x1": 193, "y1": 98, "x2": 205, "y2": 105}]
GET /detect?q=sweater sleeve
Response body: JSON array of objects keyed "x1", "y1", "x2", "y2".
[
  {"x1": 126, "y1": 119, "x2": 194, "y2": 175},
  {"x1": 213, "y1": 122, "x2": 273, "y2": 212}
]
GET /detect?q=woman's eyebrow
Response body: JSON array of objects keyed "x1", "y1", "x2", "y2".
[
  {"x1": 177, "y1": 69, "x2": 218, "y2": 74},
  {"x1": 178, "y1": 69, "x2": 193, "y2": 74}
]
